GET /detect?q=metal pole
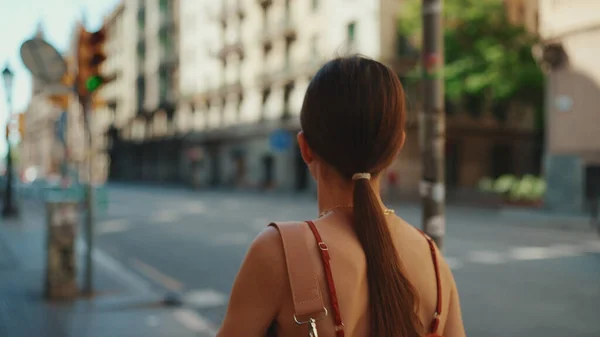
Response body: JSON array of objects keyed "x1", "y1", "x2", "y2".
[
  {"x1": 3, "y1": 93, "x2": 17, "y2": 218},
  {"x1": 82, "y1": 96, "x2": 95, "y2": 295},
  {"x1": 420, "y1": 0, "x2": 445, "y2": 249}
]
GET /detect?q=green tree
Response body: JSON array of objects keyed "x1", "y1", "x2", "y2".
[{"x1": 398, "y1": 0, "x2": 545, "y2": 123}]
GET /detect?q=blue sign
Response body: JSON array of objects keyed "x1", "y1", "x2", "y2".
[{"x1": 269, "y1": 129, "x2": 292, "y2": 152}]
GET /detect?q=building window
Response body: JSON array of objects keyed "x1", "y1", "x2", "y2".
[
  {"x1": 347, "y1": 21, "x2": 356, "y2": 43},
  {"x1": 312, "y1": 0, "x2": 318, "y2": 11},
  {"x1": 237, "y1": 93, "x2": 244, "y2": 118},
  {"x1": 262, "y1": 89, "x2": 270, "y2": 106},
  {"x1": 159, "y1": 0, "x2": 169, "y2": 12},
  {"x1": 284, "y1": 40, "x2": 292, "y2": 69},
  {"x1": 137, "y1": 6, "x2": 145, "y2": 28}
]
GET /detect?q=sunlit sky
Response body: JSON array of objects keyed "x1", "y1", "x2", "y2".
[{"x1": 0, "y1": 0, "x2": 120, "y2": 157}]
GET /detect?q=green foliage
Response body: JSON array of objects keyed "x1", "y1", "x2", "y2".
[
  {"x1": 398, "y1": 0, "x2": 545, "y2": 121},
  {"x1": 478, "y1": 175, "x2": 546, "y2": 202}
]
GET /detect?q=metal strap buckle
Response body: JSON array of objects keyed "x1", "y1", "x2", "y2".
[
  {"x1": 318, "y1": 242, "x2": 328, "y2": 251},
  {"x1": 293, "y1": 307, "x2": 329, "y2": 325}
]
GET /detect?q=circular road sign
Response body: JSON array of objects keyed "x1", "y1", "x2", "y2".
[{"x1": 20, "y1": 38, "x2": 67, "y2": 83}]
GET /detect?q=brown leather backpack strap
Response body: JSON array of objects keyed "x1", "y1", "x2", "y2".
[{"x1": 269, "y1": 222, "x2": 328, "y2": 320}]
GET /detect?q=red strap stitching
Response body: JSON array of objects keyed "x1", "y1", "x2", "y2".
[{"x1": 306, "y1": 221, "x2": 345, "y2": 337}]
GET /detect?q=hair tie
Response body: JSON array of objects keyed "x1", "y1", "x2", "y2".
[{"x1": 352, "y1": 173, "x2": 371, "y2": 181}]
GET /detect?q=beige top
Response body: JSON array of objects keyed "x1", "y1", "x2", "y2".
[{"x1": 217, "y1": 214, "x2": 466, "y2": 337}]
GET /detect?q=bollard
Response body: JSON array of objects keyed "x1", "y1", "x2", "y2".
[{"x1": 45, "y1": 201, "x2": 79, "y2": 300}]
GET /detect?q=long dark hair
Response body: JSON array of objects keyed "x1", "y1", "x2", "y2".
[{"x1": 300, "y1": 55, "x2": 423, "y2": 337}]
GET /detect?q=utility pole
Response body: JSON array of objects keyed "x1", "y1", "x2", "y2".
[
  {"x1": 82, "y1": 96, "x2": 95, "y2": 295},
  {"x1": 420, "y1": 0, "x2": 446, "y2": 250},
  {"x1": 76, "y1": 25, "x2": 108, "y2": 295},
  {"x1": 2, "y1": 65, "x2": 18, "y2": 218}
]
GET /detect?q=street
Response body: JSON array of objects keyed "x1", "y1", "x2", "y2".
[{"x1": 92, "y1": 185, "x2": 600, "y2": 337}]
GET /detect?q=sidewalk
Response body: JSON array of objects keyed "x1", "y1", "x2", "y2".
[{"x1": 0, "y1": 203, "x2": 214, "y2": 337}]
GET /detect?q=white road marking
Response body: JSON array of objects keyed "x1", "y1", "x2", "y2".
[
  {"x1": 585, "y1": 240, "x2": 600, "y2": 253},
  {"x1": 509, "y1": 246, "x2": 556, "y2": 261},
  {"x1": 547, "y1": 244, "x2": 583, "y2": 258},
  {"x1": 76, "y1": 240, "x2": 153, "y2": 295},
  {"x1": 130, "y1": 258, "x2": 184, "y2": 292},
  {"x1": 97, "y1": 219, "x2": 131, "y2": 235},
  {"x1": 444, "y1": 256, "x2": 462, "y2": 270},
  {"x1": 466, "y1": 250, "x2": 507, "y2": 264},
  {"x1": 183, "y1": 289, "x2": 228, "y2": 308},
  {"x1": 174, "y1": 309, "x2": 218, "y2": 337},
  {"x1": 152, "y1": 210, "x2": 180, "y2": 224}
]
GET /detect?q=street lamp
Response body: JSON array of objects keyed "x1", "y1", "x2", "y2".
[{"x1": 2, "y1": 64, "x2": 18, "y2": 218}]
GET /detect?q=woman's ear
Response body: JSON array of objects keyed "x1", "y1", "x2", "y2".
[
  {"x1": 399, "y1": 130, "x2": 406, "y2": 152},
  {"x1": 297, "y1": 131, "x2": 313, "y2": 165}
]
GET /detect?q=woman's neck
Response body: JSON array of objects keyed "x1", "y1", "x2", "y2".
[{"x1": 316, "y1": 177, "x2": 384, "y2": 216}]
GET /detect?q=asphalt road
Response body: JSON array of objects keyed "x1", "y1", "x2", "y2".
[{"x1": 94, "y1": 185, "x2": 600, "y2": 337}]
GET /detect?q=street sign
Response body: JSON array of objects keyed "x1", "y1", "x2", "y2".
[
  {"x1": 269, "y1": 129, "x2": 292, "y2": 152},
  {"x1": 44, "y1": 184, "x2": 108, "y2": 215},
  {"x1": 20, "y1": 38, "x2": 67, "y2": 83}
]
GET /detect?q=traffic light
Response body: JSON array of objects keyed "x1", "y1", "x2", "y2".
[{"x1": 76, "y1": 26, "x2": 109, "y2": 98}]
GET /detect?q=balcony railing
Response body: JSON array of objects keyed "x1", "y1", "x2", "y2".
[
  {"x1": 258, "y1": 15, "x2": 296, "y2": 46},
  {"x1": 217, "y1": 81, "x2": 243, "y2": 96},
  {"x1": 218, "y1": 41, "x2": 244, "y2": 60},
  {"x1": 218, "y1": 0, "x2": 245, "y2": 23},
  {"x1": 281, "y1": 12, "x2": 296, "y2": 39},
  {"x1": 257, "y1": 58, "x2": 325, "y2": 87}
]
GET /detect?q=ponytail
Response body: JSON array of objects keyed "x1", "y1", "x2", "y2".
[{"x1": 352, "y1": 177, "x2": 423, "y2": 337}]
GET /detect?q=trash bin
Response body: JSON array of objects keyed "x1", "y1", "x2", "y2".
[{"x1": 45, "y1": 201, "x2": 79, "y2": 300}]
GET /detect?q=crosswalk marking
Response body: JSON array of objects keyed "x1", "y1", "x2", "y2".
[
  {"x1": 97, "y1": 218, "x2": 131, "y2": 235},
  {"x1": 183, "y1": 289, "x2": 228, "y2": 308},
  {"x1": 585, "y1": 240, "x2": 600, "y2": 253},
  {"x1": 174, "y1": 309, "x2": 218, "y2": 337},
  {"x1": 445, "y1": 256, "x2": 462, "y2": 270},
  {"x1": 466, "y1": 250, "x2": 507, "y2": 264},
  {"x1": 152, "y1": 210, "x2": 180, "y2": 224}
]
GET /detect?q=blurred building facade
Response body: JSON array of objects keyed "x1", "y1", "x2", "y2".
[
  {"x1": 95, "y1": 0, "x2": 549, "y2": 196},
  {"x1": 96, "y1": 2, "x2": 137, "y2": 183},
  {"x1": 105, "y1": 0, "x2": 181, "y2": 183},
  {"x1": 508, "y1": 0, "x2": 600, "y2": 212},
  {"x1": 169, "y1": 0, "x2": 415, "y2": 191}
]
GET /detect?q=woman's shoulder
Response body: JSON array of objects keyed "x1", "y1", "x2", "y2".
[{"x1": 246, "y1": 225, "x2": 285, "y2": 265}]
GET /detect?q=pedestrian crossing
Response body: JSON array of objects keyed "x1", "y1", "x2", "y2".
[{"x1": 450, "y1": 240, "x2": 600, "y2": 270}]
